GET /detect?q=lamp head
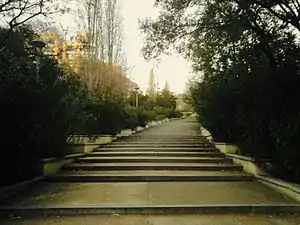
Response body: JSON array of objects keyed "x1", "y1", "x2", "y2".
[{"x1": 31, "y1": 39, "x2": 46, "y2": 50}]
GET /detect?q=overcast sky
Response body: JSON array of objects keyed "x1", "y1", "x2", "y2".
[
  {"x1": 120, "y1": 0, "x2": 193, "y2": 93},
  {"x1": 53, "y1": 0, "x2": 193, "y2": 93}
]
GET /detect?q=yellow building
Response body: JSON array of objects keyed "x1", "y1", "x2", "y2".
[
  {"x1": 40, "y1": 32, "x2": 137, "y2": 96},
  {"x1": 40, "y1": 32, "x2": 86, "y2": 73},
  {"x1": 40, "y1": 32, "x2": 61, "y2": 61}
]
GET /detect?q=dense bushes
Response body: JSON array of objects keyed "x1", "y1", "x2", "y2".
[
  {"x1": 85, "y1": 99, "x2": 124, "y2": 135},
  {"x1": 141, "y1": 0, "x2": 300, "y2": 183},
  {"x1": 121, "y1": 106, "x2": 182, "y2": 129},
  {"x1": 121, "y1": 105, "x2": 150, "y2": 130},
  {"x1": 0, "y1": 28, "x2": 95, "y2": 185},
  {"x1": 191, "y1": 54, "x2": 300, "y2": 181},
  {"x1": 188, "y1": 5, "x2": 300, "y2": 182},
  {"x1": 0, "y1": 26, "x2": 183, "y2": 186}
]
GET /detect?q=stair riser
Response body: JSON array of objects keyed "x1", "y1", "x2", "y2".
[
  {"x1": 116, "y1": 142, "x2": 211, "y2": 144},
  {"x1": 1, "y1": 205, "x2": 299, "y2": 216},
  {"x1": 45, "y1": 176, "x2": 253, "y2": 182},
  {"x1": 105, "y1": 145, "x2": 213, "y2": 148},
  {"x1": 76, "y1": 159, "x2": 232, "y2": 163},
  {"x1": 63, "y1": 166, "x2": 244, "y2": 171},
  {"x1": 87, "y1": 153, "x2": 224, "y2": 157},
  {"x1": 95, "y1": 149, "x2": 218, "y2": 152}
]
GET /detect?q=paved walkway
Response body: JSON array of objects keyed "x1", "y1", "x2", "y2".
[{"x1": 1, "y1": 117, "x2": 300, "y2": 224}]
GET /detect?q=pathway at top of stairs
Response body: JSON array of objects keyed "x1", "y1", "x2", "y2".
[{"x1": 1, "y1": 116, "x2": 300, "y2": 224}]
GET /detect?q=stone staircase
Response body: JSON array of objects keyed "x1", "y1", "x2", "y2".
[
  {"x1": 1, "y1": 117, "x2": 300, "y2": 224},
  {"x1": 48, "y1": 135, "x2": 253, "y2": 183}
]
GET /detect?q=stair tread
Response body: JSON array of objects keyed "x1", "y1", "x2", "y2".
[
  {"x1": 66, "y1": 163, "x2": 238, "y2": 167},
  {"x1": 96, "y1": 148, "x2": 217, "y2": 151},
  {"x1": 1, "y1": 212, "x2": 300, "y2": 224},
  {"x1": 114, "y1": 142, "x2": 211, "y2": 144},
  {"x1": 106, "y1": 145, "x2": 211, "y2": 147},
  {"x1": 81, "y1": 156, "x2": 228, "y2": 159},
  {"x1": 89, "y1": 151, "x2": 221, "y2": 155},
  {"x1": 57, "y1": 171, "x2": 249, "y2": 176},
  {"x1": 1, "y1": 182, "x2": 295, "y2": 208}
]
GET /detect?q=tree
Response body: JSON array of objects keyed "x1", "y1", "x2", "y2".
[
  {"x1": 240, "y1": 0, "x2": 300, "y2": 32},
  {"x1": 0, "y1": 0, "x2": 67, "y2": 37},
  {"x1": 79, "y1": 0, "x2": 124, "y2": 63},
  {"x1": 0, "y1": 25, "x2": 94, "y2": 185},
  {"x1": 141, "y1": 0, "x2": 300, "y2": 183},
  {"x1": 140, "y1": 0, "x2": 299, "y2": 64},
  {"x1": 163, "y1": 80, "x2": 170, "y2": 92},
  {"x1": 147, "y1": 68, "x2": 157, "y2": 98},
  {"x1": 157, "y1": 85, "x2": 177, "y2": 110},
  {"x1": 77, "y1": 0, "x2": 126, "y2": 89}
]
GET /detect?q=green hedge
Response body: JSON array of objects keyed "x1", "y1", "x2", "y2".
[
  {"x1": 0, "y1": 26, "x2": 184, "y2": 186},
  {"x1": 191, "y1": 43, "x2": 300, "y2": 183}
]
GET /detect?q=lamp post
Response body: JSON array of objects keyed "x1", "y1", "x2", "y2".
[
  {"x1": 30, "y1": 39, "x2": 46, "y2": 79},
  {"x1": 135, "y1": 86, "x2": 139, "y2": 108}
]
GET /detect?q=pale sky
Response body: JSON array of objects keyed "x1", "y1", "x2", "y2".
[
  {"x1": 120, "y1": 0, "x2": 193, "y2": 94},
  {"x1": 52, "y1": 0, "x2": 193, "y2": 94}
]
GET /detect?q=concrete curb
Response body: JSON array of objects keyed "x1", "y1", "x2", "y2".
[
  {"x1": 224, "y1": 153, "x2": 269, "y2": 176},
  {"x1": 256, "y1": 175, "x2": 300, "y2": 203},
  {"x1": 215, "y1": 143, "x2": 240, "y2": 154},
  {"x1": 225, "y1": 153, "x2": 255, "y2": 162},
  {"x1": 199, "y1": 127, "x2": 214, "y2": 142},
  {"x1": 41, "y1": 153, "x2": 86, "y2": 163},
  {"x1": 220, "y1": 153, "x2": 300, "y2": 204},
  {"x1": 197, "y1": 125, "x2": 300, "y2": 205},
  {"x1": 0, "y1": 176, "x2": 44, "y2": 202},
  {"x1": 1, "y1": 204, "x2": 300, "y2": 217}
]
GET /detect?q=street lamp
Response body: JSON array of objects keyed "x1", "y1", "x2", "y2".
[
  {"x1": 135, "y1": 86, "x2": 139, "y2": 108},
  {"x1": 30, "y1": 39, "x2": 46, "y2": 79}
]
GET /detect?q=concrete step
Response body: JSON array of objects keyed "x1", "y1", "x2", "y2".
[
  {"x1": 59, "y1": 170, "x2": 248, "y2": 175},
  {"x1": 45, "y1": 174, "x2": 254, "y2": 182},
  {"x1": 120, "y1": 138, "x2": 208, "y2": 141},
  {"x1": 2, "y1": 213, "x2": 300, "y2": 224},
  {"x1": 116, "y1": 141, "x2": 212, "y2": 144},
  {"x1": 105, "y1": 144, "x2": 212, "y2": 148},
  {"x1": 96, "y1": 147, "x2": 218, "y2": 152},
  {"x1": 87, "y1": 152, "x2": 224, "y2": 157},
  {"x1": 76, "y1": 157, "x2": 232, "y2": 164},
  {"x1": 1, "y1": 181, "x2": 296, "y2": 207},
  {"x1": 97, "y1": 145, "x2": 219, "y2": 152},
  {"x1": 132, "y1": 135, "x2": 205, "y2": 139},
  {"x1": 63, "y1": 163, "x2": 243, "y2": 171}
]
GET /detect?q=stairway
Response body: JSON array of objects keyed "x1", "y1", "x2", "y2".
[
  {"x1": 50, "y1": 134, "x2": 252, "y2": 183},
  {"x1": 1, "y1": 117, "x2": 300, "y2": 224}
]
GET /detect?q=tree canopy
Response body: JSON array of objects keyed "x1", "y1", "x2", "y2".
[{"x1": 140, "y1": 0, "x2": 300, "y2": 182}]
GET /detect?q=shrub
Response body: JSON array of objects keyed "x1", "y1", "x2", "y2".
[
  {"x1": 145, "y1": 109, "x2": 157, "y2": 121},
  {"x1": 121, "y1": 105, "x2": 138, "y2": 130},
  {"x1": 85, "y1": 99, "x2": 124, "y2": 135},
  {"x1": 0, "y1": 26, "x2": 187, "y2": 186},
  {"x1": 0, "y1": 27, "x2": 93, "y2": 185},
  {"x1": 136, "y1": 107, "x2": 150, "y2": 127},
  {"x1": 168, "y1": 110, "x2": 183, "y2": 118},
  {"x1": 121, "y1": 106, "x2": 153, "y2": 129},
  {"x1": 191, "y1": 44, "x2": 300, "y2": 182}
]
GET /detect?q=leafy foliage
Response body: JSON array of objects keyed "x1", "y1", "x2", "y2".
[
  {"x1": 0, "y1": 25, "x2": 183, "y2": 186},
  {"x1": 141, "y1": 0, "x2": 300, "y2": 182}
]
